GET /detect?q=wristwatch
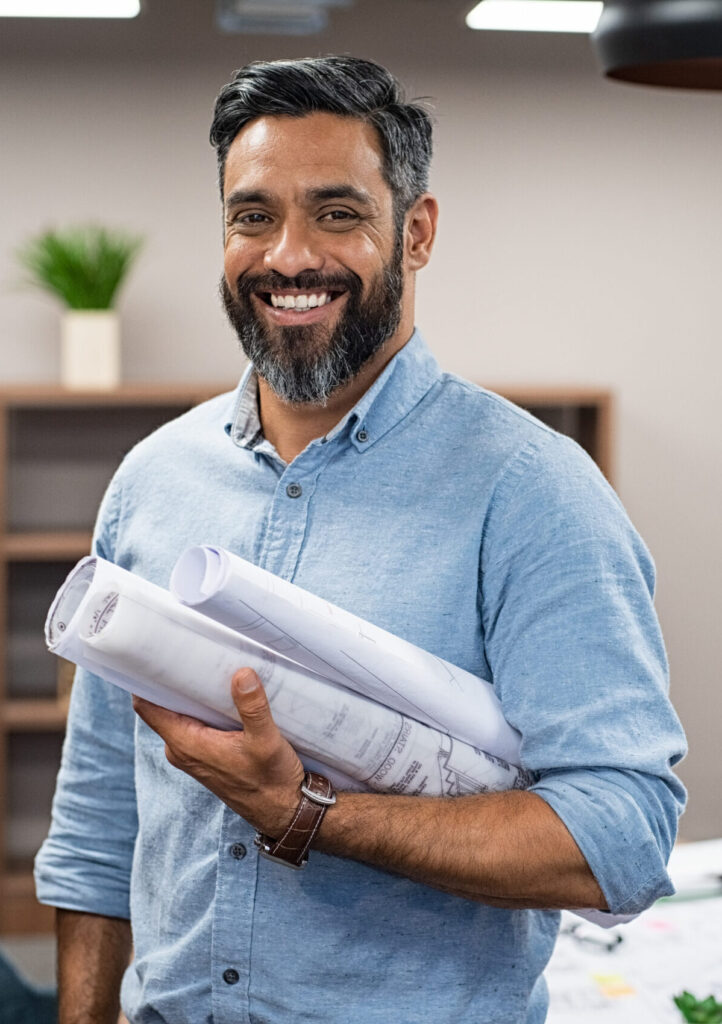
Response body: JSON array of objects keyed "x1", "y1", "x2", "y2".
[{"x1": 254, "y1": 771, "x2": 336, "y2": 869}]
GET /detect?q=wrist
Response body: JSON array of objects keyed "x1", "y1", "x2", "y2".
[{"x1": 254, "y1": 771, "x2": 336, "y2": 869}]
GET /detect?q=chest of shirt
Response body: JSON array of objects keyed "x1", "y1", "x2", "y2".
[{"x1": 114, "y1": 428, "x2": 493, "y2": 684}]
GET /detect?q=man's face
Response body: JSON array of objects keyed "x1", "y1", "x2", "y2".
[{"x1": 221, "y1": 112, "x2": 406, "y2": 405}]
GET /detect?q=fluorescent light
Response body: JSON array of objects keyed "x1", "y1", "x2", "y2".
[
  {"x1": 0, "y1": 0, "x2": 140, "y2": 16},
  {"x1": 466, "y1": 1, "x2": 603, "y2": 34}
]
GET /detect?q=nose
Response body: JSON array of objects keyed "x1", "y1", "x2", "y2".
[{"x1": 263, "y1": 216, "x2": 325, "y2": 278}]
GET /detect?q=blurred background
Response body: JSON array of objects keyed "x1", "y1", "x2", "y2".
[{"x1": 0, "y1": 0, "x2": 720, "y2": 964}]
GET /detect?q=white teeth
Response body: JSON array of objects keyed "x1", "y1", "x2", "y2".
[{"x1": 269, "y1": 291, "x2": 334, "y2": 309}]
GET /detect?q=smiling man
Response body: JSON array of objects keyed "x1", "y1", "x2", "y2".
[{"x1": 36, "y1": 57, "x2": 686, "y2": 1024}]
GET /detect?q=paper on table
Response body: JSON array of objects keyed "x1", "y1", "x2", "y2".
[
  {"x1": 45, "y1": 557, "x2": 529, "y2": 797},
  {"x1": 170, "y1": 545, "x2": 522, "y2": 765}
]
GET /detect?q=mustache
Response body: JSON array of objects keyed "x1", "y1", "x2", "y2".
[{"x1": 234, "y1": 269, "x2": 362, "y2": 299}]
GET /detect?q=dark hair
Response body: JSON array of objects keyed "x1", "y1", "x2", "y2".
[{"x1": 209, "y1": 56, "x2": 433, "y2": 218}]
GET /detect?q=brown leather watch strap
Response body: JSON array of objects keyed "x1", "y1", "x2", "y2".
[{"x1": 254, "y1": 771, "x2": 336, "y2": 869}]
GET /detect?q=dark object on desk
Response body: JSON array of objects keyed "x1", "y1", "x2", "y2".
[
  {"x1": 0, "y1": 951, "x2": 56, "y2": 1024},
  {"x1": 674, "y1": 990, "x2": 722, "y2": 1023},
  {"x1": 561, "y1": 920, "x2": 624, "y2": 953}
]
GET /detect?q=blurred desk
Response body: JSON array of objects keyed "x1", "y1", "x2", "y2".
[{"x1": 546, "y1": 840, "x2": 722, "y2": 1023}]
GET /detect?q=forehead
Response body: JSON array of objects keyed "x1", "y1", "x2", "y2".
[{"x1": 222, "y1": 112, "x2": 390, "y2": 202}]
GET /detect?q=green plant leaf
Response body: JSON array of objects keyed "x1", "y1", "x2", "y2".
[
  {"x1": 15, "y1": 224, "x2": 143, "y2": 309},
  {"x1": 674, "y1": 991, "x2": 722, "y2": 1023}
]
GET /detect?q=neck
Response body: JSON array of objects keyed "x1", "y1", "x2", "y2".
[{"x1": 257, "y1": 328, "x2": 413, "y2": 464}]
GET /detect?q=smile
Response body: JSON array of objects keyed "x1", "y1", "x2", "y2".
[{"x1": 258, "y1": 290, "x2": 346, "y2": 311}]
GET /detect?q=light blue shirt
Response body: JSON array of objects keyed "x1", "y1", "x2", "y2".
[{"x1": 36, "y1": 331, "x2": 686, "y2": 1024}]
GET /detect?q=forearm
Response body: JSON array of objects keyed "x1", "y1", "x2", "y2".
[
  {"x1": 57, "y1": 909, "x2": 132, "y2": 1024},
  {"x1": 316, "y1": 788, "x2": 607, "y2": 910}
]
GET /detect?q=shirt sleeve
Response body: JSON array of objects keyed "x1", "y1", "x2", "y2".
[
  {"x1": 34, "y1": 475, "x2": 138, "y2": 919},
  {"x1": 479, "y1": 433, "x2": 687, "y2": 916}
]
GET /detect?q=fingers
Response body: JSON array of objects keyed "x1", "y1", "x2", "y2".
[
  {"x1": 231, "y1": 668, "x2": 276, "y2": 738},
  {"x1": 132, "y1": 695, "x2": 213, "y2": 763}
]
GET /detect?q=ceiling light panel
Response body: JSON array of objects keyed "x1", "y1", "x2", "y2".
[
  {"x1": 466, "y1": 1, "x2": 603, "y2": 34},
  {"x1": 216, "y1": 0, "x2": 351, "y2": 35}
]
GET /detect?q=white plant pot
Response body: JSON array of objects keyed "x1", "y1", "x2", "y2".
[{"x1": 61, "y1": 310, "x2": 121, "y2": 390}]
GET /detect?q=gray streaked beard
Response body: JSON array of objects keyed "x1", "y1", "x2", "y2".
[{"x1": 220, "y1": 243, "x2": 404, "y2": 406}]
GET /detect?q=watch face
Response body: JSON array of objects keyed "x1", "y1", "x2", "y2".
[{"x1": 254, "y1": 832, "x2": 307, "y2": 869}]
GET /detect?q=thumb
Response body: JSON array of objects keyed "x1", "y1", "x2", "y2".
[{"x1": 231, "y1": 668, "x2": 274, "y2": 737}]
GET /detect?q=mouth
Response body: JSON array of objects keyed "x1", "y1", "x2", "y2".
[{"x1": 256, "y1": 289, "x2": 347, "y2": 312}]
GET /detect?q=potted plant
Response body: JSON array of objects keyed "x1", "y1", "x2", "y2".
[{"x1": 16, "y1": 224, "x2": 143, "y2": 390}]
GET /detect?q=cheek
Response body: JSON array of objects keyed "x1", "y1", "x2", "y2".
[{"x1": 223, "y1": 236, "x2": 258, "y2": 281}]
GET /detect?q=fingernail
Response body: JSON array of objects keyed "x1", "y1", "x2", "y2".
[{"x1": 234, "y1": 668, "x2": 258, "y2": 692}]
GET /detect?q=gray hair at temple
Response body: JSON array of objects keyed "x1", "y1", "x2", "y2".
[{"x1": 209, "y1": 56, "x2": 433, "y2": 224}]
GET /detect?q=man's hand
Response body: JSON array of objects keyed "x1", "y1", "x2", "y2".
[
  {"x1": 132, "y1": 668, "x2": 305, "y2": 838},
  {"x1": 134, "y1": 669, "x2": 606, "y2": 911}
]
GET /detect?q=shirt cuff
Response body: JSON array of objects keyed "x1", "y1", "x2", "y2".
[{"x1": 531, "y1": 766, "x2": 683, "y2": 914}]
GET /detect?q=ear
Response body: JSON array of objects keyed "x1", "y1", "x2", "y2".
[{"x1": 404, "y1": 194, "x2": 439, "y2": 272}]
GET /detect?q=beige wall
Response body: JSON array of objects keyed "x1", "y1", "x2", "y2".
[{"x1": 1, "y1": 0, "x2": 719, "y2": 838}]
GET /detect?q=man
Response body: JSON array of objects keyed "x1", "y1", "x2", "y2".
[{"x1": 36, "y1": 56, "x2": 686, "y2": 1024}]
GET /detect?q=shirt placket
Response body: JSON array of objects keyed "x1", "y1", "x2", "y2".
[
  {"x1": 257, "y1": 443, "x2": 328, "y2": 579},
  {"x1": 209, "y1": 440, "x2": 332, "y2": 1023}
]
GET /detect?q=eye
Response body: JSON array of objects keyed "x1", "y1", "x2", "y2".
[
  {"x1": 227, "y1": 211, "x2": 271, "y2": 231},
  {"x1": 319, "y1": 209, "x2": 359, "y2": 228}
]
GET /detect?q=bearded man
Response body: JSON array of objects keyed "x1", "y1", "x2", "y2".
[{"x1": 36, "y1": 56, "x2": 686, "y2": 1024}]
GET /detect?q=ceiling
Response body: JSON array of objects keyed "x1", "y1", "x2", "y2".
[{"x1": 0, "y1": 0, "x2": 596, "y2": 75}]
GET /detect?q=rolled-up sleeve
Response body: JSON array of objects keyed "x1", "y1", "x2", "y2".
[
  {"x1": 35, "y1": 476, "x2": 138, "y2": 918},
  {"x1": 480, "y1": 434, "x2": 687, "y2": 915}
]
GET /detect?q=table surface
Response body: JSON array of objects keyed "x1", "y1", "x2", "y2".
[{"x1": 546, "y1": 839, "x2": 722, "y2": 1023}]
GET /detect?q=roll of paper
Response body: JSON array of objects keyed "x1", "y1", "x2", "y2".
[
  {"x1": 46, "y1": 558, "x2": 529, "y2": 796},
  {"x1": 171, "y1": 545, "x2": 522, "y2": 765}
]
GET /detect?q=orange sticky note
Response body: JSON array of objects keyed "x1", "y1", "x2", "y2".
[{"x1": 592, "y1": 973, "x2": 636, "y2": 998}]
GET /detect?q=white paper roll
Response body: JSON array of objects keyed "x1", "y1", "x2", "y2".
[
  {"x1": 171, "y1": 545, "x2": 522, "y2": 765},
  {"x1": 46, "y1": 558, "x2": 529, "y2": 796}
]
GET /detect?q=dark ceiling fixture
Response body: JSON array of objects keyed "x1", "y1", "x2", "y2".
[{"x1": 592, "y1": 0, "x2": 722, "y2": 90}]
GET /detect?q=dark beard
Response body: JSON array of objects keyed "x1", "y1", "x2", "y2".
[{"x1": 220, "y1": 244, "x2": 404, "y2": 405}]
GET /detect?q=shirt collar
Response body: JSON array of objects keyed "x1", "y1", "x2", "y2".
[
  {"x1": 226, "y1": 363, "x2": 263, "y2": 449},
  {"x1": 224, "y1": 329, "x2": 442, "y2": 454}
]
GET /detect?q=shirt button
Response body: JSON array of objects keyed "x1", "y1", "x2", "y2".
[
  {"x1": 230, "y1": 842, "x2": 247, "y2": 860},
  {"x1": 223, "y1": 968, "x2": 240, "y2": 985},
  {"x1": 286, "y1": 482, "x2": 302, "y2": 498},
  {"x1": 356, "y1": 429, "x2": 369, "y2": 443}
]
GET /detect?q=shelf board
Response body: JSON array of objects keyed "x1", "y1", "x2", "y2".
[
  {"x1": 1, "y1": 531, "x2": 92, "y2": 561},
  {"x1": 0, "y1": 383, "x2": 232, "y2": 407},
  {"x1": 2, "y1": 699, "x2": 68, "y2": 731},
  {"x1": 0, "y1": 870, "x2": 55, "y2": 934},
  {"x1": 491, "y1": 385, "x2": 612, "y2": 406}
]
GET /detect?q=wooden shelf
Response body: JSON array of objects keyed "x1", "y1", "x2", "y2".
[
  {"x1": 0, "y1": 382, "x2": 230, "y2": 407},
  {"x1": 0, "y1": 384, "x2": 232, "y2": 934},
  {"x1": 2, "y1": 699, "x2": 68, "y2": 732},
  {"x1": 2, "y1": 531, "x2": 92, "y2": 561},
  {"x1": 0, "y1": 870, "x2": 55, "y2": 933}
]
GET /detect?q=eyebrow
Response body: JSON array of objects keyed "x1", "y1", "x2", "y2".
[
  {"x1": 224, "y1": 188, "x2": 273, "y2": 211},
  {"x1": 224, "y1": 184, "x2": 376, "y2": 212},
  {"x1": 306, "y1": 185, "x2": 375, "y2": 207}
]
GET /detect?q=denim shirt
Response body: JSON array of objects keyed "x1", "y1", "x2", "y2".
[{"x1": 36, "y1": 331, "x2": 686, "y2": 1024}]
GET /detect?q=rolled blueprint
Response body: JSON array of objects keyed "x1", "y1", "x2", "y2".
[
  {"x1": 170, "y1": 545, "x2": 522, "y2": 765},
  {"x1": 45, "y1": 557, "x2": 530, "y2": 797}
]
